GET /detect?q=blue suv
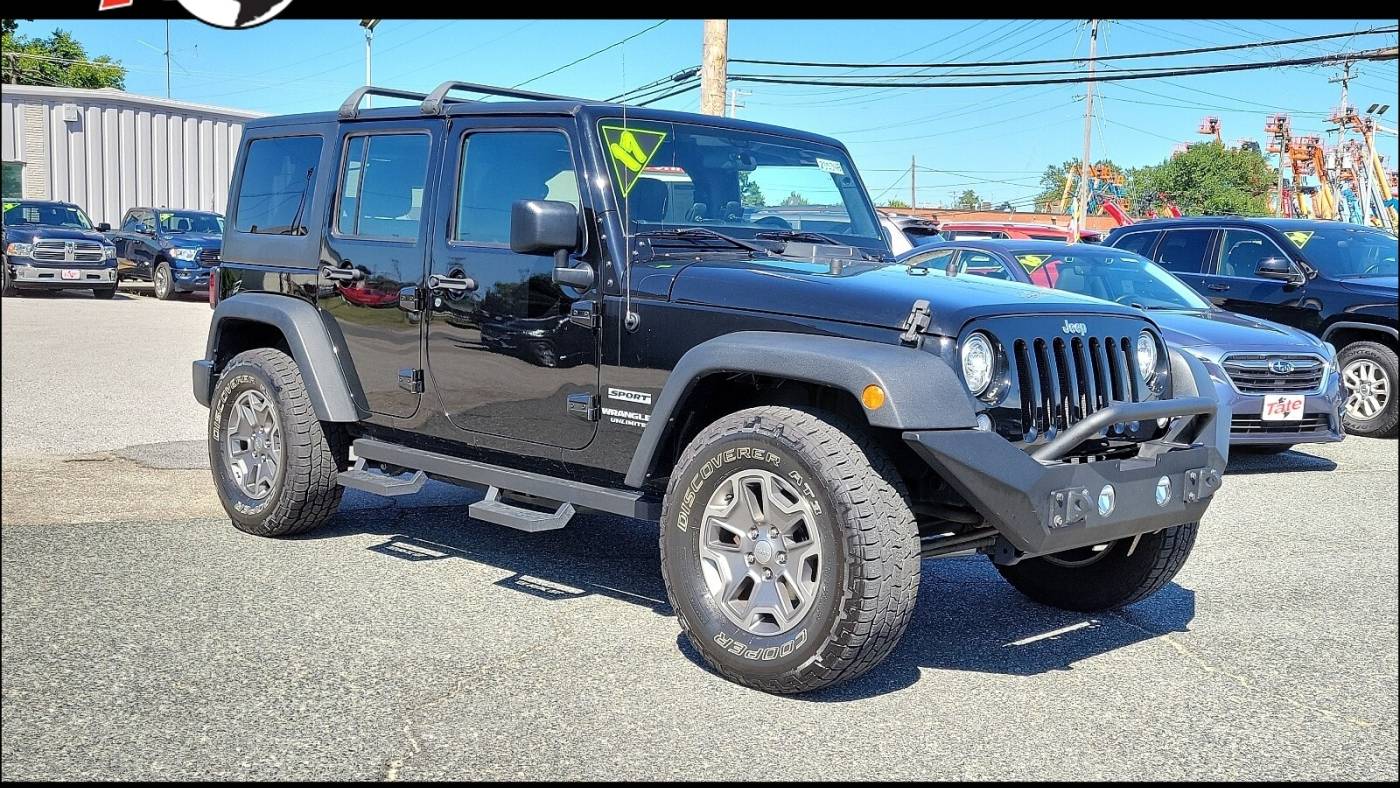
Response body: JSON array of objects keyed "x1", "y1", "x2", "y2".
[{"x1": 1104, "y1": 218, "x2": 1398, "y2": 438}]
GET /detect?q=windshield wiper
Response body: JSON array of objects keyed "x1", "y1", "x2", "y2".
[
  {"x1": 635, "y1": 227, "x2": 771, "y2": 256},
  {"x1": 753, "y1": 229, "x2": 887, "y2": 262}
]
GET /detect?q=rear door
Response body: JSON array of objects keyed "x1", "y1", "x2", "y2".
[
  {"x1": 319, "y1": 119, "x2": 438, "y2": 419},
  {"x1": 423, "y1": 116, "x2": 599, "y2": 450}
]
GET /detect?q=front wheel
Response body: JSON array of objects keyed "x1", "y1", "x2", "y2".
[
  {"x1": 995, "y1": 523, "x2": 1198, "y2": 612},
  {"x1": 153, "y1": 261, "x2": 175, "y2": 300},
  {"x1": 93, "y1": 286, "x2": 118, "y2": 300},
  {"x1": 1339, "y1": 341, "x2": 1398, "y2": 438},
  {"x1": 1, "y1": 262, "x2": 15, "y2": 297},
  {"x1": 209, "y1": 348, "x2": 347, "y2": 537},
  {"x1": 660, "y1": 406, "x2": 921, "y2": 694}
]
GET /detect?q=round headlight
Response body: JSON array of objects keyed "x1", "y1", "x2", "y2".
[
  {"x1": 961, "y1": 332, "x2": 995, "y2": 395},
  {"x1": 1136, "y1": 330, "x2": 1158, "y2": 379}
]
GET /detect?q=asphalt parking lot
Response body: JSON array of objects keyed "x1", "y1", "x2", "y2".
[{"x1": 2, "y1": 288, "x2": 1397, "y2": 780}]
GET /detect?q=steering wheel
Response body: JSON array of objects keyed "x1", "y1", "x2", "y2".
[{"x1": 753, "y1": 215, "x2": 792, "y2": 229}]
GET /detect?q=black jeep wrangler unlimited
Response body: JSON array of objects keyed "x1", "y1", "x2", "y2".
[{"x1": 194, "y1": 82, "x2": 1227, "y2": 694}]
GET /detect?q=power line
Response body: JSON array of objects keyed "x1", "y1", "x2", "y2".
[
  {"x1": 728, "y1": 48, "x2": 1398, "y2": 90},
  {"x1": 512, "y1": 19, "x2": 669, "y2": 89},
  {"x1": 729, "y1": 25, "x2": 1396, "y2": 70}
]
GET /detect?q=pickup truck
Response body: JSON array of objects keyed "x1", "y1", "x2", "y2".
[{"x1": 106, "y1": 207, "x2": 223, "y2": 299}]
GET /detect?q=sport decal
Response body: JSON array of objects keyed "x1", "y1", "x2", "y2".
[{"x1": 600, "y1": 124, "x2": 667, "y2": 197}]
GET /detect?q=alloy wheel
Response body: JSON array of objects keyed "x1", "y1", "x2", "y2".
[
  {"x1": 224, "y1": 389, "x2": 283, "y2": 500},
  {"x1": 1343, "y1": 358, "x2": 1390, "y2": 422}
]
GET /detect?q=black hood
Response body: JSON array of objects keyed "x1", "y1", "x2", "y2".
[
  {"x1": 667, "y1": 256, "x2": 1147, "y2": 336},
  {"x1": 3, "y1": 226, "x2": 109, "y2": 244}
]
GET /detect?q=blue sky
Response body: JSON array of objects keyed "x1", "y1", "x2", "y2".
[{"x1": 16, "y1": 18, "x2": 1400, "y2": 207}]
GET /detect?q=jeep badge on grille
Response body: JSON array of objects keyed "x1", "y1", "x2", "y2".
[{"x1": 1061, "y1": 319, "x2": 1087, "y2": 336}]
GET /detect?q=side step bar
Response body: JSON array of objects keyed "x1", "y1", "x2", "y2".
[
  {"x1": 341, "y1": 438, "x2": 661, "y2": 521},
  {"x1": 337, "y1": 459, "x2": 427, "y2": 496},
  {"x1": 469, "y1": 487, "x2": 574, "y2": 532}
]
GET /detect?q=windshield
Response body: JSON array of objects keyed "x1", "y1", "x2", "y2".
[
  {"x1": 2, "y1": 202, "x2": 93, "y2": 230},
  {"x1": 597, "y1": 119, "x2": 884, "y2": 255},
  {"x1": 1017, "y1": 247, "x2": 1211, "y2": 310},
  {"x1": 157, "y1": 211, "x2": 224, "y2": 234},
  {"x1": 1288, "y1": 226, "x2": 1398, "y2": 278}
]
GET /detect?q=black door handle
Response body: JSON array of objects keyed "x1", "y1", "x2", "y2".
[
  {"x1": 1206, "y1": 283, "x2": 1230, "y2": 292},
  {"x1": 428, "y1": 273, "x2": 478, "y2": 294},
  {"x1": 322, "y1": 264, "x2": 364, "y2": 282}
]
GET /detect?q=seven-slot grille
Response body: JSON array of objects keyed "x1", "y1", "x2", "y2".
[
  {"x1": 31, "y1": 239, "x2": 106, "y2": 262},
  {"x1": 1221, "y1": 353, "x2": 1325, "y2": 394},
  {"x1": 198, "y1": 248, "x2": 221, "y2": 264},
  {"x1": 1010, "y1": 332, "x2": 1148, "y2": 441}
]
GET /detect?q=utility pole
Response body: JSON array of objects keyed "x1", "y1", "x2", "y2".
[
  {"x1": 1072, "y1": 19, "x2": 1098, "y2": 243},
  {"x1": 164, "y1": 20, "x2": 171, "y2": 98},
  {"x1": 700, "y1": 20, "x2": 728, "y2": 116},
  {"x1": 360, "y1": 20, "x2": 380, "y2": 105},
  {"x1": 725, "y1": 88, "x2": 750, "y2": 118},
  {"x1": 910, "y1": 155, "x2": 917, "y2": 210}
]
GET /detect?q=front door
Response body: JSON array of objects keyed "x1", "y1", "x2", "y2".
[
  {"x1": 424, "y1": 118, "x2": 599, "y2": 450},
  {"x1": 1203, "y1": 227, "x2": 1315, "y2": 331},
  {"x1": 319, "y1": 120, "x2": 438, "y2": 419}
]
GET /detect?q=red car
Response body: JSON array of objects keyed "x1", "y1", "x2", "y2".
[{"x1": 937, "y1": 221, "x2": 1101, "y2": 244}]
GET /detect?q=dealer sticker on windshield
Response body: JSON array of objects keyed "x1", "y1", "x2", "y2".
[
  {"x1": 1284, "y1": 230, "x2": 1313, "y2": 248},
  {"x1": 1261, "y1": 394, "x2": 1305, "y2": 421},
  {"x1": 1016, "y1": 254, "x2": 1050, "y2": 271},
  {"x1": 815, "y1": 158, "x2": 845, "y2": 176}
]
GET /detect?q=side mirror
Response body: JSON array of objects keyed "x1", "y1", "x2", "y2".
[
  {"x1": 510, "y1": 199, "x2": 592, "y2": 289},
  {"x1": 1254, "y1": 257, "x2": 1296, "y2": 281},
  {"x1": 97, "y1": 223, "x2": 111, "y2": 232}
]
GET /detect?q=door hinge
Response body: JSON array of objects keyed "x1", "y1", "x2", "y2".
[
  {"x1": 567, "y1": 393, "x2": 599, "y2": 422},
  {"x1": 899, "y1": 299, "x2": 932, "y2": 346},
  {"x1": 398, "y1": 368, "x2": 425, "y2": 394},
  {"x1": 569, "y1": 300, "x2": 598, "y2": 329}
]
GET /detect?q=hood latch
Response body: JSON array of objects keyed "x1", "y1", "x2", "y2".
[{"x1": 898, "y1": 299, "x2": 932, "y2": 347}]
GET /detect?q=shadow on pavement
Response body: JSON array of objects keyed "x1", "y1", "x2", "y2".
[
  {"x1": 311, "y1": 499, "x2": 1195, "y2": 700},
  {"x1": 1226, "y1": 446, "x2": 1339, "y2": 475}
]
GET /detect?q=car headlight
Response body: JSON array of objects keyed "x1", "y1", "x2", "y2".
[
  {"x1": 1136, "y1": 330, "x2": 1159, "y2": 380},
  {"x1": 5, "y1": 242, "x2": 33, "y2": 257},
  {"x1": 170, "y1": 247, "x2": 201, "y2": 262},
  {"x1": 960, "y1": 332, "x2": 996, "y2": 396},
  {"x1": 103, "y1": 245, "x2": 117, "y2": 259}
]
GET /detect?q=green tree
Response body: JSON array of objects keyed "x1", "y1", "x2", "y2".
[
  {"x1": 738, "y1": 172, "x2": 765, "y2": 207},
  {"x1": 955, "y1": 190, "x2": 982, "y2": 210},
  {"x1": 1, "y1": 25, "x2": 126, "y2": 89},
  {"x1": 882, "y1": 198, "x2": 910, "y2": 209},
  {"x1": 1129, "y1": 142, "x2": 1274, "y2": 216},
  {"x1": 780, "y1": 191, "x2": 811, "y2": 207}
]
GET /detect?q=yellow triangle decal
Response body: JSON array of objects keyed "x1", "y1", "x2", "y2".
[{"x1": 600, "y1": 124, "x2": 668, "y2": 197}]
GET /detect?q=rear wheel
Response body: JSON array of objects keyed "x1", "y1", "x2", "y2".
[
  {"x1": 153, "y1": 261, "x2": 175, "y2": 300},
  {"x1": 995, "y1": 523, "x2": 1198, "y2": 612},
  {"x1": 1339, "y1": 341, "x2": 1398, "y2": 438},
  {"x1": 209, "y1": 348, "x2": 347, "y2": 537},
  {"x1": 660, "y1": 406, "x2": 921, "y2": 694}
]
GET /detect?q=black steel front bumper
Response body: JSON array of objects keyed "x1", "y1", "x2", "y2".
[{"x1": 904, "y1": 352, "x2": 1228, "y2": 558}]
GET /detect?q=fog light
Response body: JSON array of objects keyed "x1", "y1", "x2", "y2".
[
  {"x1": 1097, "y1": 484, "x2": 1116, "y2": 517},
  {"x1": 975, "y1": 413, "x2": 993, "y2": 431},
  {"x1": 1155, "y1": 476, "x2": 1172, "y2": 507}
]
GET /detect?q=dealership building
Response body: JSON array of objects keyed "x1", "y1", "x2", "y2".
[{"x1": 1, "y1": 85, "x2": 263, "y2": 226}]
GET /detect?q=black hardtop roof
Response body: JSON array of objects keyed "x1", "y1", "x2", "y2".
[
  {"x1": 1110, "y1": 216, "x2": 1374, "y2": 233},
  {"x1": 242, "y1": 81, "x2": 847, "y2": 151}
]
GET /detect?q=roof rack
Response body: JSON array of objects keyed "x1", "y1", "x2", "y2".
[
  {"x1": 339, "y1": 86, "x2": 440, "y2": 120},
  {"x1": 418, "y1": 81, "x2": 583, "y2": 115}
]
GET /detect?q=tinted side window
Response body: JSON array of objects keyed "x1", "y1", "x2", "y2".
[
  {"x1": 1114, "y1": 231, "x2": 1159, "y2": 257},
  {"x1": 957, "y1": 250, "x2": 1015, "y2": 280},
  {"x1": 235, "y1": 136, "x2": 323, "y2": 235},
  {"x1": 121, "y1": 211, "x2": 141, "y2": 231},
  {"x1": 335, "y1": 134, "x2": 430, "y2": 240},
  {"x1": 454, "y1": 131, "x2": 579, "y2": 247},
  {"x1": 1155, "y1": 229, "x2": 1213, "y2": 273},
  {"x1": 1216, "y1": 229, "x2": 1289, "y2": 278}
]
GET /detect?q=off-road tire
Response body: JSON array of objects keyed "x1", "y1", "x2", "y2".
[
  {"x1": 209, "y1": 348, "x2": 346, "y2": 537},
  {"x1": 996, "y1": 522, "x2": 1198, "y2": 612},
  {"x1": 1339, "y1": 341, "x2": 1398, "y2": 439},
  {"x1": 93, "y1": 286, "x2": 118, "y2": 299},
  {"x1": 1, "y1": 262, "x2": 15, "y2": 297},
  {"x1": 659, "y1": 406, "x2": 921, "y2": 694},
  {"x1": 153, "y1": 261, "x2": 175, "y2": 300}
]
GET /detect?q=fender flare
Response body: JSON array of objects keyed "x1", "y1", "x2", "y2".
[
  {"x1": 201, "y1": 292, "x2": 368, "y2": 422},
  {"x1": 1321, "y1": 320, "x2": 1399, "y2": 343},
  {"x1": 624, "y1": 331, "x2": 978, "y2": 488}
]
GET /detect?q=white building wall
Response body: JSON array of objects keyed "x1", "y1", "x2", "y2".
[{"x1": 0, "y1": 85, "x2": 264, "y2": 226}]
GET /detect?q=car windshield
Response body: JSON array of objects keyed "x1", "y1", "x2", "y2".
[
  {"x1": 157, "y1": 211, "x2": 224, "y2": 234},
  {"x1": 1288, "y1": 225, "x2": 1398, "y2": 278},
  {"x1": 597, "y1": 119, "x2": 884, "y2": 256},
  {"x1": 2, "y1": 202, "x2": 93, "y2": 230},
  {"x1": 1016, "y1": 247, "x2": 1211, "y2": 311}
]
